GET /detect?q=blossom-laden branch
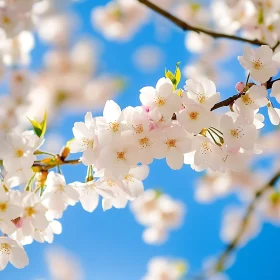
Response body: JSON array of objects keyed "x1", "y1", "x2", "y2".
[
  {"x1": 210, "y1": 78, "x2": 280, "y2": 111},
  {"x1": 213, "y1": 171, "x2": 280, "y2": 275},
  {"x1": 32, "y1": 148, "x2": 81, "y2": 172},
  {"x1": 138, "y1": 0, "x2": 263, "y2": 46}
]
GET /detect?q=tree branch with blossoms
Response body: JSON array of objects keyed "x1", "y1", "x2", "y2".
[{"x1": 138, "y1": 0, "x2": 264, "y2": 46}]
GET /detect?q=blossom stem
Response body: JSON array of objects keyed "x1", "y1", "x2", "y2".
[
  {"x1": 214, "y1": 171, "x2": 280, "y2": 273},
  {"x1": 138, "y1": 0, "x2": 263, "y2": 46},
  {"x1": 32, "y1": 158, "x2": 81, "y2": 172}
]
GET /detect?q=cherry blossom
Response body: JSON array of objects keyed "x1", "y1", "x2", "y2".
[
  {"x1": 238, "y1": 45, "x2": 278, "y2": 83},
  {"x1": 0, "y1": 237, "x2": 29, "y2": 270}
]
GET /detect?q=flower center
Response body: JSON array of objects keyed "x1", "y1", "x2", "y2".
[
  {"x1": 201, "y1": 142, "x2": 212, "y2": 154},
  {"x1": 25, "y1": 206, "x2": 36, "y2": 217},
  {"x1": 109, "y1": 122, "x2": 120, "y2": 132},
  {"x1": 230, "y1": 129, "x2": 240, "y2": 138},
  {"x1": 116, "y1": 151, "x2": 125, "y2": 160},
  {"x1": 125, "y1": 174, "x2": 134, "y2": 182},
  {"x1": 15, "y1": 149, "x2": 24, "y2": 158},
  {"x1": 0, "y1": 202, "x2": 7, "y2": 212},
  {"x1": 197, "y1": 93, "x2": 206, "y2": 104},
  {"x1": 82, "y1": 138, "x2": 94, "y2": 149},
  {"x1": 156, "y1": 97, "x2": 166, "y2": 107},
  {"x1": 166, "y1": 139, "x2": 176, "y2": 148},
  {"x1": 189, "y1": 111, "x2": 199, "y2": 120},
  {"x1": 0, "y1": 243, "x2": 11, "y2": 255},
  {"x1": 3, "y1": 17, "x2": 10, "y2": 25},
  {"x1": 134, "y1": 124, "x2": 143, "y2": 134},
  {"x1": 253, "y1": 59, "x2": 263, "y2": 70},
  {"x1": 241, "y1": 94, "x2": 253, "y2": 105},
  {"x1": 139, "y1": 137, "x2": 150, "y2": 147},
  {"x1": 107, "y1": 180, "x2": 116, "y2": 187}
]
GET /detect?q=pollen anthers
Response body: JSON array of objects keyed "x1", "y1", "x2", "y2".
[
  {"x1": 0, "y1": 243, "x2": 11, "y2": 255},
  {"x1": 109, "y1": 121, "x2": 120, "y2": 132},
  {"x1": 134, "y1": 124, "x2": 143, "y2": 134},
  {"x1": 200, "y1": 141, "x2": 212, "y2": 154},
  {"x1": 15, "y1": 148, "x2": 24, "y2": 158},
  {"x1": 82, "y1": 137, "x2": 94, "y2": 149},
  {"x1": 196, "y1": 93, "x2": 206, "y2": 104},
  {"x1": 24, "y1": 206, "x2": 36, "y2": 217},
  {"x1": 116, "y1": 151, "x2": 126, "y2": 160},
  {"x1": 252, "y1": 58, "x2": 263, "y2": 70},
  {"x1": 139, "y1": 137, "x2": 150, "y2": 147},
  {"x1": 165, "y1": 138, "x2": 176, "y2": 148},
  {"x1": 241, "y1": 94, "x2": 253, "y2": 105},
  {"x1": 189, "y1": 111, "x2": 199, "y2": 120},
  {"x1": 125, "y1": 174, "x2": 134, "y2": 182},
  {"x1": 106, "y1": 179, "x2": 116, "y2": 187},
  {"x1": 155, "y1": 96, "x2": 166, "y2": 107},
  {"x1": 0, "y1": 202, "x2": 7, "y2": 212},
  {"x1": 230, "y1": 128, "x2": 244, "y2": 138}
]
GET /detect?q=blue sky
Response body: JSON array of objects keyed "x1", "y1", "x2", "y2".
[{"x1": 2, "y1": 1, "x2": 280, "y2": 279}]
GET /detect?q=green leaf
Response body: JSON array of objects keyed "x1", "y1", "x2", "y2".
[
  {"x1": 28, "y1": 111, "x2": 47, "y2": 138},
  {"x1": 164, "y1": 62, "x2": 181, "y2": 89},
  {"x1": 40, "y1": 111, "x2": 47, "y2": 138},
  {"x1": 175, "y1": 63, "x2": 181, "y2": 88},
  {"x1": 165, "y1": 70, "x2": 176, "y2": 86}
]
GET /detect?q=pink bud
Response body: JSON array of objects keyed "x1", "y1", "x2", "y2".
[
  {"x1": 142, "y1": 105, "x2": 150, "y2": 113},
  {"x1": 235, "y1": 82, "x2": 245, "y2": 93},
  {"x1": 12, "y1": 217, "x2": 23, "y2": 228}
]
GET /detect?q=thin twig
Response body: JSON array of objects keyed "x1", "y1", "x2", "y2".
[
  {"x1": 214, "y1": 171, "x2": 280, "y2": 272},
  {"x1": 138, "y1": 0, "x2": 263, "y2": 46},
  {"x1": 32, "y1": 158, "x2": 81, "y2": 172}
]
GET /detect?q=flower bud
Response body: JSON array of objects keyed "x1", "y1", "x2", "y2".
[
  {"x1": 235, "y1": 82, "x2": 245, "y2": 93},
  {"x1": 60, "y1": 146, "x2": 70, "y2": 160}
]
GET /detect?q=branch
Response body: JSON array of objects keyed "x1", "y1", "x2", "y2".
[
  {"x1": 214, "y1": 170, "x2": 280, "y2": 273},
  {"x1": 210, "y1": 78, "x2": 280, "y2": 111},
  {"x1": 138, "y1": 0, "x2": 263, "y2": 46},
  {"x1": 210, "y1": 93, "x2": 241, "y2": 111},
  {"x1": 32, "y1": 157, "x2": 81, "y2": 172}
]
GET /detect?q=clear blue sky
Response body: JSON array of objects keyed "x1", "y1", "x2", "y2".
[{"x1": 2, "y1": 1, "x2": 280, "y2": 279}]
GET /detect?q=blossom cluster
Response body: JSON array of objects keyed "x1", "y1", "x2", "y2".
[{"x1": 130, "y1": 190, "x2": 185, "y2": 244}]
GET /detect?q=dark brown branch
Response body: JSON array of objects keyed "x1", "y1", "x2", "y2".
[
  {"x1": 138, "y1": 0, "x2": 263, "y2": 46},
  {"x1": 210, "y1": 78, "x2": 280, "y2": 111},
  {"x1": 211, "y1": 93, "x2": 241, "y2": 111}
]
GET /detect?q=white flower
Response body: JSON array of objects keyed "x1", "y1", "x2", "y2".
[
  {"x1": 192, "y1": 136, "x2": 222, "y2": 171},
  {"x1": 267, "y1": 101, "x2": 280, "y2": 125},
  {"x1": 95, "y1": 100, "x2": 128, "y2": 146},
  {"x1": 153, "y1": 125, "x2": 192, "y2": 170},
  {"x1": 0, "y1": 237, "x2": 29, "y2": 270},
  {"x1": 125, "y1": 107, "x2": 156, "y2": 165},
  {"x1": 98, "y1": 138, "x2": 138, "y2": 179},
  {"x1": 143, "y1": 257, "x2": 187, "y2": 280},
  {"x1": 234, "y1": 85, "x2": 267, "y2": 119},
  {"x1": 220, "y1": 114, "x2": 257, "y2": 150},
  {"x1": 142, "y1": 226, "x2": 167, "y2": 245},
  {"x1": 177, "y1": 104, "x2": 214, "y2": 134},
  {"x1": 21, "y1": 192, "x2": 49, "y2": 232},
  {"x1": 72, "y1": 180, "x2": 114, "y2": 213},
  {"x1": 140, "y1": 77, "x2": 181, "y2": 118},
  {"x1": 184, "y1": 77, "x2": 220, "y2": 110},
  {"x1": 238, "y1": 45, "x2": 278, "y2": 83},
  {"x1": 70, "y1": 112, "x2": 99, "y2": 166},
  {"x1": 33, "y1": 220, "x2": 62, "y2": 244},
  {"x1": 123, "y1": 165, "x2": 149, "y2": 199},
  {"x1": 0, "y1": 187, "x2": 22, "y2": 234},
  {"x1": 42, "y1": 172, "x2": 79, "y2": 219}
]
